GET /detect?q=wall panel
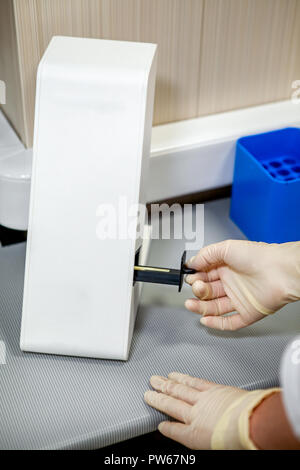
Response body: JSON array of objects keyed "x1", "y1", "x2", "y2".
[{"x1": 0, "y1": 0, "x2": 299, "y2": 148}]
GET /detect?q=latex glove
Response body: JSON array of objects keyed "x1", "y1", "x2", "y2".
[
  {"x1": 144, "y1": 372, "x2": 280, "y2": 450},
  {"x1": 184, "y1": 240, "x2": 300, "y2": 330}
]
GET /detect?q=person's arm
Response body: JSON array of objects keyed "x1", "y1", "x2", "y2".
[
  {"x1": 144, "y1": 372, "x2": 282, "y2": 450},
  {"x1": 185, "y1": 240, "x2": 300, "y2": 330},
  {"x1": 250, "y1": 392, "x2": 300, "y2": 450}
]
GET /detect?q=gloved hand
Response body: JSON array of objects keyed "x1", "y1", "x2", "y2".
[
  {"x1": 184, "y1": 240, "x2": 300, "y2": 330},
  {"x1": 144, "y1": 372, "x2": 280, "y2": 450}
]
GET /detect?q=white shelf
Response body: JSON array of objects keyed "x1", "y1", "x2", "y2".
[{"x1": 149, "y1": 100, "x2": 300, "y2": 201}]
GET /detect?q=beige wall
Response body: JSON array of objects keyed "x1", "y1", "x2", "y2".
[
  {"x1": 0, "y1": 0, "x2": 25, "y2": 141},
  {"x1": 1, "y1": 0, "x2": 300, "y2": 148}
]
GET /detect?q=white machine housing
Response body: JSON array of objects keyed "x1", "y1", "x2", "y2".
[{"x1": 20, "y1": 36, "x2": 157, "y2": 360}]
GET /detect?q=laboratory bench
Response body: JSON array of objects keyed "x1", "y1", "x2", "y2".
[{"x1": 0, "y1": 197, "x2": 299, "y2": 450}]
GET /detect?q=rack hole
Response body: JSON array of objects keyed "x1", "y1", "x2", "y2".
[
  {"x1": 270, "y1": 161, "x2": 281, "y2": 168},
  {"x1": 283, "y1": 158, "x2": 296, "y2": 165},
  {"x1": 292, "y1": 166, "x2": 300, "y2": 173},
  {"x1": 277, "y1": 169, "x2": 289, "y2": 176}
]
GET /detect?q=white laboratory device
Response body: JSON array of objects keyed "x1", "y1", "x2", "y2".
[{"x1": 20, "y1": 36, "x2": 157, "y2": 360}]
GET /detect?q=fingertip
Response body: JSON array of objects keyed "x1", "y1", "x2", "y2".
[
  {"x1": 167, "y1": 371, "x2": 182, "y2": 379},
  {"x1": 149, "y1": 375, "x2": 157, "y2": 387},
  {"x1": 184, "y1": 298, "x2": 197, "y2": 310},
  {"x1": 186, "y1": 255, "x2": 195, "y2": 268},
  {"x1": 200, "y1": 313, "x2": 244, "y2": 331},
  {"x1": 158, "y1": 421, "x2": 168, "y2": 433},
  {"x1": 150, "y1": 374, "x2": 166, "y2": 381},
  {"x1": 144, "y1": 390, "x2": 155, "y2": 401},
  {"x1": 192, "y1": 280, "x2": 208, "y2": 299},
  {"x1": 150, "y1": 375, "x2": 167, "y2": 389},
  {"x1": 168, "y1": 371, "x2": 190, "y2": 382}
]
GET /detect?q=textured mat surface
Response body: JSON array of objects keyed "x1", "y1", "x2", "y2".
[{"x1": 0, "y1": 242, "x2": 300, "y2": 449}]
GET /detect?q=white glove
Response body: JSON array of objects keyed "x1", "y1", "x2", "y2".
[
  {"x1": 184, "y1": 240, "x2": 300, "y2": 330},
  {"x1": 144, "y1": 372, "x2": 280, "y2": 450}
]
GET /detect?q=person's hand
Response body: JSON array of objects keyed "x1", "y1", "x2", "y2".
[
  {"x1": 144, "y1": 372, "x2": 279, "y2": 450},
  {"x1": 184, "y1": 240, "x2": 300, "y2": 330}
]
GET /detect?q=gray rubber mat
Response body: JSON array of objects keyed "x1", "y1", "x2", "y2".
[{"x1": 0, "y1": 242, "x2": 299, "y2": 449}]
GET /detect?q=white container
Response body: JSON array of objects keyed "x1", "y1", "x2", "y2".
[{"x1": 20, "y1": 36, "x2": 157, "y2": 360}]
